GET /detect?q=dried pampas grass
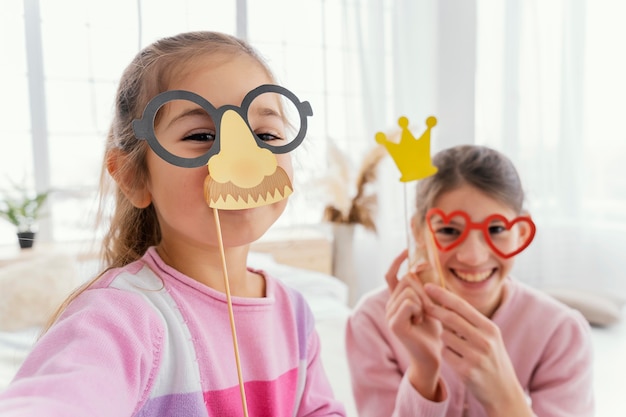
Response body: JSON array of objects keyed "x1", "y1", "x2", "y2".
[{"x1": 321, "y1": 144, "x2": 386, "y2": 232}]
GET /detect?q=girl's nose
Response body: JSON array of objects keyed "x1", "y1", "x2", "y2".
[{"x1": 454, "y1": 230, "x2": 490, "y2": 265}]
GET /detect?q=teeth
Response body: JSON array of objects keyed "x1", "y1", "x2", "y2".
[{"x1": 455, "y1": 270, "x2": 492, "y2": 283}]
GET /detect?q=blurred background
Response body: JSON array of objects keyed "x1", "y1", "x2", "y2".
[{"x1": 1, "y1": 0, "x2": 625, "y2": 302}]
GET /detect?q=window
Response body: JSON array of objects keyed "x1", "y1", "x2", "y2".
[
  {"x1": 1, "y1": 0, "x2": 411, "y2": 249},
  {"x1": 1, "y1": 0, "x2": 342, "y2": 245}
]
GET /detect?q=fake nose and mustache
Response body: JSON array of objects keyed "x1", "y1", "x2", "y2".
[{"x1": 204, "y1": 109, "x2": 293, "y2": 210}]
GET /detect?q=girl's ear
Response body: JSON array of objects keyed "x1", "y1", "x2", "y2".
[
  {"x1": 517, "y1": 215, "x2": 534, "y2": 242},
  {"x1": 106, "y1": 149, "x2": 152, "y2": 209}
]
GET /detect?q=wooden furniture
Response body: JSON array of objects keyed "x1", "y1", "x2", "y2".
[
  {"x1": 0, "y1": 225, "x2": 333, "y2": 275},
  {"x1": 251, "y1": 226, "x2": 332, "y2": 275}
]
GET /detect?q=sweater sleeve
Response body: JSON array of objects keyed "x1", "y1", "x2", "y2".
[
  {"x1": 0, "y1": 287, "x2": 164, "y2": 417},
  {"x1": 294, "y1": 295, "x2": 346, "y2": 417},
  {"x1": 528, "y1": 309, "x2": 594, "y2": 417},
  {"x1": 298, "y1": 328, "x2": 347, "y2": 416},
  {"x1": 345, "y1": 291, "x2": 448, "y2": 417}
]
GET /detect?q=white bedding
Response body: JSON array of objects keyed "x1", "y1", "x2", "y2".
[{"x1": 1, "y1": 253, "x2": 624, "y2": 417}]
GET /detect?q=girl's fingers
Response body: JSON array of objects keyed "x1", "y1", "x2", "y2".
[
  {"x1": 385, "y1": 249, "x2": 409, "y2": 292},
  {"x1": 424, "y1": 284, "x2": 489, "y2": 327},
  {"x1": 440, "y1": 343, "x2": 465, "y2": 371},
  {"x1": 387, "y1": 273, "x2": 420, "y2": 315},
  {"x1": 386, "y1": 285, "x2": 425, "y2": 325},
  {"x1": 387, "y1": 272, "x2": 438, "y2": 327},
  {"x1": 440, "y1": 326, "x2": 472, "y2": 358},
  {"x1": 424, "y1": 283, "x2": 488, "y2": 331}
]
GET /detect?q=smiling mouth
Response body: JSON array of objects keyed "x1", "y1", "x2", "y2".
[{"x1": 452, "y1": 268, "x2": 496, "y2": 283}]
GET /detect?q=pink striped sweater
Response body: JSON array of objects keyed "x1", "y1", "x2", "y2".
[{"x1": 0, "y1": 247, "x2": 345, "y2": 417}]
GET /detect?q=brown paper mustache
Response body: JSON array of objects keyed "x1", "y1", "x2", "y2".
[{"x1": 204, "y1": 167, "x2": 293, "y2": 209}]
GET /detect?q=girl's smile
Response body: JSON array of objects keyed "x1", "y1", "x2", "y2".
[{"x1": 451, "y1": 267, "x2": 496, "y2": 284}]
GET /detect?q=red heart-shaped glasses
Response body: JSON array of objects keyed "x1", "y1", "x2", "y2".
[{"x1": 425, "y1": 208, "x2": 536, "y2": 258}]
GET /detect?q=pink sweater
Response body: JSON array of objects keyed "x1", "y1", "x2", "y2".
[
  {"x1": 346, "y1": 278, "x2": 594, "y2": 416},
  {"x1": 0, "y1": 247, "x2": 345, "y2": 417}
]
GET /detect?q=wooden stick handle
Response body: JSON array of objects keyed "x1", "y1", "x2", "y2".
[
  {"x1": 213, "y1": 208, "x2": 249, "y2": 417},
  {"x1": 427, "y1": 228, "x2": 446, "y2": 289}
]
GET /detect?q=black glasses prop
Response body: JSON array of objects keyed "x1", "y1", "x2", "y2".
[{"x1": 132, "y1": 84, "x2": 313, "y2": 168}]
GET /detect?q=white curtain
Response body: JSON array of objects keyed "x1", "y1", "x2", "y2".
[
  {"x1": 476, "y1": 0, "x2": 626, "y2": 298},
  {"x1": 335, "y1": 0, "x2": 443, "y2": 301},
  {"x1": 344, "y1": 0, "x2": 626, "y2": 302}
]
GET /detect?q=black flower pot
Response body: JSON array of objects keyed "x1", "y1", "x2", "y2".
[{"x1": 17, "y1": 231, "x2": 36, "y2": 249}]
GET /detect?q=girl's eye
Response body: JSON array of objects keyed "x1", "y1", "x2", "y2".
[
  {"x1": 488, "y1": 225, "x2": 507, "y2": 235},
  {"x1": 183, "y1": 131, "x2": 216, "y2": 142},
  {"x1": 437, "y1": 226, "x2": 461, "y2": 237},
  {"x1": 256, "y1": 132, "x2": 284, "y2": 142}
]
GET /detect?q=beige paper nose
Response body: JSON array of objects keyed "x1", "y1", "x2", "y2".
[{"x1": 208, "y1": 109, "x2": 278, "y2": 188}]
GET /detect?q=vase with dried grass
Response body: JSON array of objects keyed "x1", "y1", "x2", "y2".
[{"x1": 320, "y1": 144, "x2": 386, "y2": 304}]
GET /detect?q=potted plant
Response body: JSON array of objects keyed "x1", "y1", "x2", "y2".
[{"x1": 0, "y1": 182, "x2": 50, "y2": 249}]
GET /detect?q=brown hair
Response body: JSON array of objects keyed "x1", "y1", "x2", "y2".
[
  {"x1": 414, "y1": 144, "x2": 526, "y2": 230},
  {"x1": 42, "y1": 31, "x2": 275, "y2": 334}
]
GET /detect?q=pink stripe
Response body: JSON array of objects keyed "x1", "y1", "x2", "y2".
[{"x1": 203, "y1": 367, "x2": 299, "y2": 416}]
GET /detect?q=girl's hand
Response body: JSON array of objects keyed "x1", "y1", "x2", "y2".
[
  {"x1": 424, "y1": 283, "x2": 533, "y2": 416},
  {"x1": 385, "y1": 250, "x2": 443, "y2": 400}
]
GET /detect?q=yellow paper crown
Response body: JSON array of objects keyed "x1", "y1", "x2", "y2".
[{"x1": 375, "y1": 116, "x2": 438, "y2": 182}]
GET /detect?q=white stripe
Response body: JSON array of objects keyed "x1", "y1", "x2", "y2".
[{"x1": 110, "y1": 266, "x2": 203, "y2": 397}]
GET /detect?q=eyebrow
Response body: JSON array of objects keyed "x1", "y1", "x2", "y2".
[
  {"x1": 250, "y1": 105, "x2": 283, "y2": 119},
  {"x1": 432, "y1": 218, "x2": 465, "y2": 227},
  {"x1": 164, "y1": 104, "x2": 282, "y2": 130},
  {"x1": 165, "y1": 107, "x2": 211, "y2": 130}
]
